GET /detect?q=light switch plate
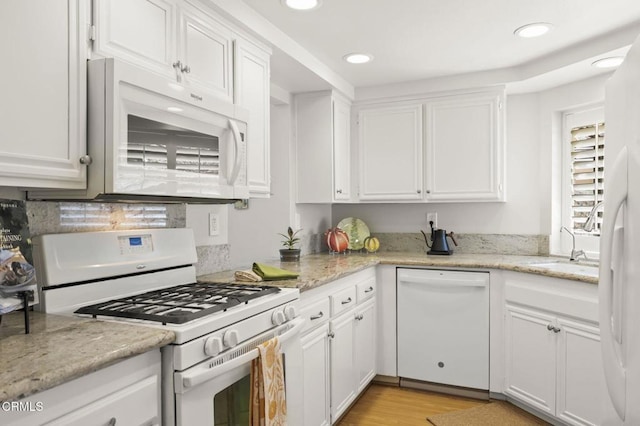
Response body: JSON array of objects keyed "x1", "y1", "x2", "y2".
[{"x1": 209, "y1": 213, "x2": 220, "y2": 236}]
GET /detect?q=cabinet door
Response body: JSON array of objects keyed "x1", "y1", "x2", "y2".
[
  {"x1": 301, "y1": 324, "x2": 331, "y2": 426},
  {"x1": 358, "y1": 104, "x2": 423, "y2": 201},
  {"x1": 234, "y1": 38, "x2": 270, "y2": 197},
  {"x1": 330, "y1": 310, "x2": 357, "y2": 421},
  {"x1": 504, "y1": 305, "x2": 557, "y2": 416},
  {"x1": 333, "y1": 97, "x2": 351, "y2": 201},
  {"x1": 556, "y1": 318, "x2": 608, "y2": 426},
  {"x1": 355, "y1": 298, "x2": 376, "y2": 392},
  {"x1": 425, "y1": 92, "x2": 504, "y2": 202},
  {"x1": 93, "y1": 0, "x2": 176, "y2": 76},
  {"x1": 179, "y1": 2, "x2": 233, "y2": 102},
  {"x1": 0, "y1": 0, "x2": 87, "y2": 189}
]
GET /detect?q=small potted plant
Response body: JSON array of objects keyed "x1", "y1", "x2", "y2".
[{"x1": 278, "y1": 227, "x2": 301, "y2": 262}]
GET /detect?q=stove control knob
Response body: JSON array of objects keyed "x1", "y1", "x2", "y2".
[
  {"x1": 204, "y1": 336, "x2": 223, "y2": 357},
  {"x1": 272, "y1": 310, "x2": 286, "y2": 326},
  {"x1": 283, "y1": 304, "x2": 297, "y2": 321},
  {"x1": 223, "y1": 330, "x2": 240, "y2": 348}
]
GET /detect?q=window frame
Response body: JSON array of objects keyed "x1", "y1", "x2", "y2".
[{"x1": 560, "y1": 105, "x2": 604, "y2": 259}]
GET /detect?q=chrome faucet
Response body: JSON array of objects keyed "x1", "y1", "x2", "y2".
[
  {"x1": 583, "y1": 201, "x2": 604, "y2": 232},
  {"x1": 561, "y1": 226, "x2": 587, "y2": 261}
]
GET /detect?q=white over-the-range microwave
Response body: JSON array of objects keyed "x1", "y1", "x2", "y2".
[{"x1": 30, "y1": 58, "x2": 249, "y2": 202}]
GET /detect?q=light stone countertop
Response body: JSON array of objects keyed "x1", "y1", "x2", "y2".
[
  {"x1": 0, "y1": 311, "x2": 175, "y2": 402},
  {"x1": 198, "y1": 252, "x2": 599, "y2": 291},
  {"x1": 0, "y1": 252, "x2": 596, "y2": 403}
]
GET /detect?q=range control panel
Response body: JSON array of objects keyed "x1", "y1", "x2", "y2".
[{"x1": 118, "y1": 234, "x2": 153, "y2": 255}]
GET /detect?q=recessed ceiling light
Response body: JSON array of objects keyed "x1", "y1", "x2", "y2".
[
  {"x1": 514, "y1": 22, "x2": 553, "y2": 38},
  {"x1": 591, "y1": 56, "x2": 625, "y2": 69},
  {"x1": 343, "y1": 53, "x2": 373, "y2": 64},
  {"x1": 281, "y1": 0, "x2": 322, "y2": 11}
]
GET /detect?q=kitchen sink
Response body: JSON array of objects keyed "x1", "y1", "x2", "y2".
[{"x1": 527, "y1": 260, "x2": 599, "y2": 277}]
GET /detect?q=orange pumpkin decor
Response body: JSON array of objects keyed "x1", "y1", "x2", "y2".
[{"x1": 325, "y1": 227, "x2": 349, "y2": 253}]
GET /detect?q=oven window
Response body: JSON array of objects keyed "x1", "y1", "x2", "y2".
[
  {"x1": 127, "y1": 115, "x2": 220, "y2": 175},
  {"x1": 214, "y1": 374, "x2": 250, "y2": 425}
]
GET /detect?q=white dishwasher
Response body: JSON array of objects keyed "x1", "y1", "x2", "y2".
[{"x1": 397, "y1": 268, "x2": 489, "y2": 391}]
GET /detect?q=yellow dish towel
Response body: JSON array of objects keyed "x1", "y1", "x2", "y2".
[
  {"x1": 250, "y1": 337, "x2": 287, "y2": 426},
  {"x1": 252, "y1": 262, "x2": 299, "y2": 281}
]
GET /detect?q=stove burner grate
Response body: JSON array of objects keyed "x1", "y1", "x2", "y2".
[{"x1": 74, "y1": 282, "x2": 281, "y2": 324}]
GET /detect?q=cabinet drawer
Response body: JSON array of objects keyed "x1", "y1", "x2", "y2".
[
  {"x1": 331, "y1": 286, "x2": 357, "y2": 316},
  {"x1": 356, "y1": 278, "x2": 376, "y2": 303},
  {"x1": 44, "y1": 375, "x2": 159, "y2": 426},
  {"x1": 300, "y1": 296, "x2": 331, "y2": 333}
]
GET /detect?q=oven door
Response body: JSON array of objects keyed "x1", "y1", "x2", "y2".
[{"x1": 174, "y1": 318, "x2": 304, "y2": 426}]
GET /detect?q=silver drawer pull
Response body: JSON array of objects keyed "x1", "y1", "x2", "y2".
[
  {"x1": 310, "y1": 312, "x2": 324, "y2": 320},
  {"x1": 341, "y1": 297, "x2": 352, "y2": 305},
  {"x1": 364, "y1": 286, "x2": 374, "y2": 293}
]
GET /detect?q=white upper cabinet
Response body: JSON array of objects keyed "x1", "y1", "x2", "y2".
[
  {"x1": 358, "y1": 104, "x2": 423, "y2": 201},
  {"x1": 92, "y1": 0, "x2": 176, "y2": 74},
  {"x1": 296, "y1": 91, "x2": 351, "y2": 203},
  {"x1": 234, "y1": 38, "x2": 271, "y2": 197},
  {"x1": 178, "y1": 2, "x2": 233, "y2": 101},
  {"x1": 0, "y1": 0, "x2": 88, "y2": 189},
  {"x1": 353, "y1": 89, "x2": 505, "y2": 203},
  {"x1": 93, "y1": 0, "x2": 233, "y2": 102},
  {"x1": 425, "y1": 91, "x2": 505, "y2": 202}
]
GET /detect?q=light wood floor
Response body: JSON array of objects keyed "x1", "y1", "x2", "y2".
[{"x1": 336, "y1": 384, "x2": 488, "y2": 426}]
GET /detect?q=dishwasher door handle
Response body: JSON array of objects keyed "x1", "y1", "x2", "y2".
[{"x1": 398, "y1": 277, "x2": 487, "y2": 288}]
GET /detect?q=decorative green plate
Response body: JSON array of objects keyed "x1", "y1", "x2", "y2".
[{"x1": 337, "y1": 217, "x2": 371, "y2": 250}]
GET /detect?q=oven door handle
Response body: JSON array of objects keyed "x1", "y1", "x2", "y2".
[{"x1": 177, "y1": 318, "x2": 304, "y2": 393}]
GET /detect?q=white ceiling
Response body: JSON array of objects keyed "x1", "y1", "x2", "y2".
[{"x1": 241, "y1": 0, "x2": 640, "y2": 94}]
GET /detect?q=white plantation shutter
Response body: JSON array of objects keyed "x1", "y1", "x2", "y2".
[{"x1": 570, "y1": 122, "x2": 604, "y2": 235}]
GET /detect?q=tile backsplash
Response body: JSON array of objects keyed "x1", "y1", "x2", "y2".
[{"x1": 25, "y1": 201, "x2": 230, "y2": 274}]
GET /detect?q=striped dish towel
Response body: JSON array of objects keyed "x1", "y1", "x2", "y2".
[{"x1": 250, "y1": 337, "x2": 287, "y2": 426}]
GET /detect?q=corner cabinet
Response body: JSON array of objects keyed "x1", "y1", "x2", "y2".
[
  {"x1": 425, "y1": 92, "x2": 505, "y2": 202},
  {"x1": 295, "y1": 91, "x2": 351, "y2": 203},
  {"x1": 0, "y1": 0, "x2": 88, "y2": 189},
  {"x1": 234, "y1": 37, "x2": 271, "y2": 197},
  {"x1": 354, "y1": 89, "x2": 505, "y2": 203}
]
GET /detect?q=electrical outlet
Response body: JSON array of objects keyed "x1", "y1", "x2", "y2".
[
  {"x1": 209, "y1": 213, "x2": 220, "y2": 236},
  {"x1": 426, "y1": 212, "x2": 438, "y2": 228}
]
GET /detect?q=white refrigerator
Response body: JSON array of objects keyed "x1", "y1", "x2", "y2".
[{"x1": 600, "y1": 34, "x2": 640, "y2": 425}]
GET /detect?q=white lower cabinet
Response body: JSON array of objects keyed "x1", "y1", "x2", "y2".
[
  {"x1": 4, "y1": 350, "x2": 161, "y2": 426},
  {"x1": 299, "y1": 268, "x2": 376, "y2": 425},
  {"x1": 330, "y1": 309, "x2": 358, "y2": 420},
  {"x1": 504, "y1": 272, "x2": 609, "y2": 426},
  {"x1": 301, "y1": 323, "x2": 331, "y2": 426}
]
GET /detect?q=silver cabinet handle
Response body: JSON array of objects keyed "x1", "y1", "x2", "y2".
[
  {"x1": 341, "y1": 297, "x2": 352, "y2": 305},
  {"x1": 79, "y1": 155, "x2": 92, "y2": 165},
  {"x1": 426, "y1": 190, "x2": 431, "y2": 194},
  {"x1": 310, "y1": 312, "x2": 324, "y2": 320},
  {"x1": 417, "y1": 189, "x2": 422, "y2": 194},
  {"x1": 336, "y1": 189, "x2": 343, "y2": 194},
  {"x1": 328, "y1": 331, "x2": 335, "y2": 338},
  {"x1": 364, "y1": 286, "x2": 374, "y2": 293},
  {"x1": 355, "y1": 314, "x2": 363, "y2": 321},
  {"x1": 108, "y1": 418, "x2": 116, "y2": 426},
  {"x1": 181, "y1": 64, "x2": 191, "y2": 74},
  {"x1": 547, "y1": 324, "x2": 561, "y2": 333}
]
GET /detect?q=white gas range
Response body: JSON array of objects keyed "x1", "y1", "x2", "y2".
[{"x1": 32, "y1": 228, "x2": 304, "y2": 426}]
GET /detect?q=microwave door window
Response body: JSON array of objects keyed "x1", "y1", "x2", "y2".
[{"x1": 127, "y1": 115, "x2": 220, "y2": 176}]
